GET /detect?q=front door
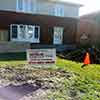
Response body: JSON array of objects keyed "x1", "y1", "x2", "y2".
[{"x1": 53, "y1": 27, "x2": 63, "y2": 44}]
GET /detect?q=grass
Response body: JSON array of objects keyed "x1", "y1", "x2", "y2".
[
  {"x1": 0, "y1": 60, "x2": 26, "y2": 66},
  {"x1": 0, "y1": 57, "x2": 100, "y2": 99},
  {"x1": 56, "y1": 57, "x2": 100, "y2": 80},
  {"x1": 56, "y1": 57, "x2": 100, "y2": 100},
  {"x1": 0, "y1": 57, "x2": 100, "y2": 80}
]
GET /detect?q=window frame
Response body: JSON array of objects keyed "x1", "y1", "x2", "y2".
[
  {"x1": 16, "y1": 0, "x2": 24, "y2": 12},
  {"x1": 34, "y1": 26, "x2": 40, "y2": 40},
  {"x1": 18, "y1": 24, "x2": 27, "y2": 41},
  {"x1": 10, "y1": 24, "x2": 19, "y2": 41},
  {"x1": 53, "y1": 26, "x2": 64, "y2": 44},
  {"x1": 10, "y1": 24, "x2": 40, "y2": 43},
  {"x1": 16, "y1": 0, "x2": 33, "y2": 13},
  {"x1": 54, "y1": 5, "x2": 64, "y2": 17}
]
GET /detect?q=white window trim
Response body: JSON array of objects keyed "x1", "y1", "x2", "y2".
[
  {"x1": 53, "y1": 27, "x2": 64, "y2": 45},
  {"x1": 10, "y1": 24, "x2": 40, "y2": 43}
]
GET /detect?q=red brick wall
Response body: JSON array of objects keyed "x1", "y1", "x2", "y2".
[
  {"x1": 77, "y1": 18, "x2": 100, "y2": 46},
  {"x1": 0, "y1": 10, "x2": 78, "y2": 45}
]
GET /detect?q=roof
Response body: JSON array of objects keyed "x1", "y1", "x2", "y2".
[
  {"x1": 80, "y1": 10, "x2": 100, "y2": 19},
  {"x1": 80, "y1": 10, "x2": 100, "y2": 23},
  {"x1": 41, "y1": 0, "x2": 83, "y2": 7}
]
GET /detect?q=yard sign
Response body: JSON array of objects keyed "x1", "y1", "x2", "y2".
[{"x1": 27, "y1": 49, "x2": 56, "y2": 64}]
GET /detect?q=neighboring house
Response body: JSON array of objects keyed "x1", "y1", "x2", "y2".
[
  {"x1": 0, "y1": 0, "x2": 81, "y2": 53},
  {"x1": 77, "y1": 11, "x2": 100, "y2": 46}
]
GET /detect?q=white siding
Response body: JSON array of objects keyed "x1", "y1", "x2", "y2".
[
  {"x1": 0, "y1": 0, "x2": 79, "y2": 17},
  {"x1": 36, "y1": 1, "x2": 79, "y2": 17},
  {"x1": 64, "y1": 5, "x2": 79, "y2": 17},
  {"x1": 0, "y1": 0, "x2": 16, "y2": 11},
  {"x1": 36, "y1": 1, "x2": 53, "y2": 15}
]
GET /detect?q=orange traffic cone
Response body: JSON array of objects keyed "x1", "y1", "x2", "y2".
[
  {"x1": 81, "y1": 52, "x2": 91, "y2": 68},
  {"x1": 83, "y1": 52, "x2": 91, "y2": 65}
]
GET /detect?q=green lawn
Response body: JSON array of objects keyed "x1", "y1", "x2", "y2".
[
  {"x1": 56, "y1": 57, "x2": 100, "y2": 80},
  {"x1": 0, "y1": 58, "x2": 100, "y2": 80},
  {"x1": 56, "y1": 57, "x2": 100, "y2": 100},
  {"x1": 0, "y1": 57, "x2": 100, "y2": 99},
  {"x1": 0, "y1": 60, "x2": 26, "y2": 66}
]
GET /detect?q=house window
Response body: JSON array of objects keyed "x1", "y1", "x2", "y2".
[
  {"x1": 10, "y1": 24, "x2": 40, "y2": 43},
  {"x1": 17, "y1": 0, "x2": 24, "y2": 11},
  {"x1": 50, "y1": 5, "x2": 64, "y2": 17},
  {"x1": 24, "y1": 0, "x2": 33, "y2": 12},
  {"x1": 53, "y1": 27, "x2": 64, "y2": 44},
  {"x1": 17, "y1": 0, "x2": 33, "y2": 13},
  {"x1": 27, "y1": 25, "x2": 34, "y2": 39},
  {"x1": 11, "y1": 25, "x2": 18, "y2": 39},
  {"x1": 18, "y1": 25, "x2": 26, "y2": 39},
  {"x1": 34, "y1": 26, "x2": 40, "y2": 39}
]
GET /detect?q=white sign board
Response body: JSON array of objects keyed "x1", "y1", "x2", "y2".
[{"x1": 27, "y1": 49, "x2": 56, "y2": 64}]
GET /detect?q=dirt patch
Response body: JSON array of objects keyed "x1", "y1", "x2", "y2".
[{"x1": 0, "y1": 65, "x2": 79, "y2": 100}]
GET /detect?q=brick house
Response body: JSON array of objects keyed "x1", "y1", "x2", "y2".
[
  {"x1": 0, "y1": 0, "x2": 81, "y2": 53},
  {"x1": 77, "y1": 11, "x2": 100, "y2": 47}
]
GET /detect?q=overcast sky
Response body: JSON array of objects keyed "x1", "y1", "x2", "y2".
[{"x1": 61, "y1": 0, "x2": 100, "y2": 16}]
